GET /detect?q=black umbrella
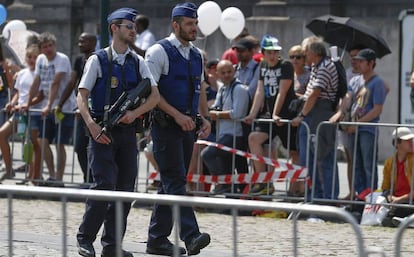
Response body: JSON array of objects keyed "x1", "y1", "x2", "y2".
[{"x1": 306, "y1": 14, "x2": 391, "y2": 58}]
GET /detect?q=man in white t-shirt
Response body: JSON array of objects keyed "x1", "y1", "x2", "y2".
[
  {"x1": 131, "y1": 14, "x2": 156, "y2": 57},
  {"x1": 23, "y1": 32, "x2": 76, "y2": 184}
]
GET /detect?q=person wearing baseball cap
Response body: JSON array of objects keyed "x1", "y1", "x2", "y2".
[
  {"x1": 347, "y1": 47, "x2": 387, "y2": 197},
  {"x1": 221, "y1": 28, "x2": 249, "y2": 65},
  {"x1": 244, "y1": 34, "x2": 298, "y2": 195},
  {"x1": 231, "y1": 35, "x2": 261, "y2": 98},
  {"x1": 76, "y1": 7, "x2": 160, "y2": 257},
  {"x1": 231, "y1": 37, "x2": 255, "y2": 51},
  {"x1": 381, "y1": 127, "x2": 414, "y2": 227},
  {"x1": 144, "y1": 2, "x2": 211, "y2": 256},
  {"x1": 260, "y1": 34, "x2": 282, "y2": 51},
  {"x1": 392, "y1": 127, "x2": 414, "y2": 141},
  {"x1": 352, "y1": 48, "x2": 376, "y2": 62}
]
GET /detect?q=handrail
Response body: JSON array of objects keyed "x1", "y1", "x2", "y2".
[
  {"x1": 394, "y1": 214, "x2": 414, "y2": 257},
  {"x1": 0, "y1": 185, "x2": 368, "y2": 257}
]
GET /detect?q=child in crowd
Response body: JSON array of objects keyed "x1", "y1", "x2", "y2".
[{"x1": 0, "y1": 44, "x2": 44, "y2": 184}]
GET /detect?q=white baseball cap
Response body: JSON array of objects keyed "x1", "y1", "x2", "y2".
[
  {"x1": 260, "y1": 34, "x2": 282, "y2": 51},
  {"x1": 392, "y1": 127, "x2": 414, "y2": 140}
]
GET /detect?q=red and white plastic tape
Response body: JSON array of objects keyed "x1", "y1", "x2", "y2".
[
  {"x1": 149, "y1": 169, "x2": 307, "y2": 184},
  {"x1": 147, "y1": 140, "x2": 308, "y2": 184},
  {"x1": 196, "y1": 140, "x2": 303, "y2": 170}
]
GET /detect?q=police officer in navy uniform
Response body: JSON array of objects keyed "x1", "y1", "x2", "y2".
[
  {"x1": 144, "y1": 2, "x2": 211, "y2": 256},
  {"x1": 76, "y1": 8, "x2": 159, "y2": 257}
]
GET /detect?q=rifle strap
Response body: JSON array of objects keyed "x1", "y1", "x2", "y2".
[{"x1": 103, "y1": 47, "x2": 113, "y2": 125}]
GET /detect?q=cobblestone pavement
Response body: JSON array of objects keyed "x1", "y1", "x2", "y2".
[
  {"x1": 1, "y1": 145, "x2": 414, "y2": 256},
  {"x1": 1, "y1": 198, "x2": 414, "y2": 257}
]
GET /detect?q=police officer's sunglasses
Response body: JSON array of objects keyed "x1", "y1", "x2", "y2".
[{"x1": 118, "y1": 23, "x2": 136, "y2": 30}]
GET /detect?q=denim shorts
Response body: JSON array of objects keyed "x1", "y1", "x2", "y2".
[
  {"x1": 11, "y1": 113, "x2": 42, "y2": 130},
  {"x1": 0, "y1": 93, "x2": 8, "y2": 125},
  {"x1": 38, "y1": 113, "x2": 74, "y2": 145}
]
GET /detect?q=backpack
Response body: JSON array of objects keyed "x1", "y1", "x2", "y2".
[{"x1": 332, "y1": 59, "x2": 348, "y2": 108}]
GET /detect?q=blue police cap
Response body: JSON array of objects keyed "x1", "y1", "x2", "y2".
[
  {"x1": 171, "y1": 2, "x2": 198, "y2": 19},
  {"x1": 107, "y1": 8, "x2": 138, "y2": 23}
]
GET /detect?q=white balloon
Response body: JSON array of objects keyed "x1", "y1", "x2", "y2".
[
  {"x1": 220, "y1": 7, "x2": 245, "y2": 40},
  {"x1": 197, "y1": 1, "x2": 222, "y2": 36},
  {"x1": 2, "y1": 19, "x2": 27, "y2": 39}
]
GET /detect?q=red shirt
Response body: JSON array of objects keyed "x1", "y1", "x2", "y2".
[
  {"x1": 253, "y1": 52, "x2": 263, "y2": 63},
  {"x1": 395, "y1": 160, "x2": 411, "y2": 197},
  {"x1": 221, "y1": 48, "x2": 238, "y2": 65}
]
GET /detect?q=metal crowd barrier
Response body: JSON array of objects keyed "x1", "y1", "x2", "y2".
[
  {"x1": 6, "y1": 107, "x2": 414, "y2": 226},
  {"x1": 186, "y1": 117, "x2": 249, "y2": 195},
  {"x1": 394, "y1": 214, "x2": 414, "y2": 257},
  {"x1": 7, "y1": 108, "x2": 147, "y2": 189},
  {"x1": 311, "y1": 121, "x2": 414, "y2": 212},
  {"x1": 185, "y1": 117, "x2": 414, "y2": 217},
  {"x1": 211, "y1": 117, "x2": 249, "y2": 195},
  {"x1": 6, "y1": 108, "x2": 84, "y2": 186},
  {"x1": 0, "y1": 184, "x2": 369, "y2": 257},
  {"x1": 186, "y1": 117, "x2": 310, "y2": 200},
  {"x1": 251, "y1": 118, "x2": 311, "y2": 200}
]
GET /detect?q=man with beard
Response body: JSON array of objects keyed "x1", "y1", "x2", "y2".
[
  {"x1": 144, "y1": 2, "x2": 211, "y2": 256},
  {"x1": 232, "y1": 36, "x2": 260, "y2": 98},
  {"x1": 76, "y1": 8, "x2": 159, "y2": 257}
]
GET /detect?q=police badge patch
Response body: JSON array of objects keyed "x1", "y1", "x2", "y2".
[{"x1": 111, "y1": 76, "x2": 118, "y2": 88}]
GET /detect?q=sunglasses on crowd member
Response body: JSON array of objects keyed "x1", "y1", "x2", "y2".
[
  {"x1": 118, "y1": 23, "x2": 136, "y2": 30},
  {"x1": 289, "y1": 55, "x2": 304, "y2": 60}
]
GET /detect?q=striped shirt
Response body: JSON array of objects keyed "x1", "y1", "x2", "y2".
[{"x1": 304, "y1": 57, "x2": 338, "y2": 101}]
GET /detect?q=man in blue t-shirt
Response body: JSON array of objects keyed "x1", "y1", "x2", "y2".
[{"x1": 348, "y1": 48, "x2": 387, "y2": 195}]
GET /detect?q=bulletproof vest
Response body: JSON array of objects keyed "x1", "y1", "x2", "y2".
[
  {"x1": 158, "y1": 39, "x2": 202, "y2": 116},
  {"x1": 90, "y1": 49, "x2": 142, "y2": 117}
]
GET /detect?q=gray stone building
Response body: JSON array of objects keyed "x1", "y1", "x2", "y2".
[{"x1": 2, "y1": 0, "x2": 414, "y2": 160}]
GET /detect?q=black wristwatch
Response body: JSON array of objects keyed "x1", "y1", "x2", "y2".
[
  {"x1": 204, "y1": 116, "x2": 211, "y2": 122},
  {"x1": 298, "y1": 111, "x2": 306, "y2": 118}
]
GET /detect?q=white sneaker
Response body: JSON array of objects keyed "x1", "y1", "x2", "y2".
[{"x1": 391, "y1": 217, "x2": 414, "y2": 228}]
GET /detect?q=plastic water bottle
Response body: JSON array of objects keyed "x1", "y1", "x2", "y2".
[
  {"x1": 17, "y1": 115, "x2": 26, "y2": 137},
  {"x1": 22, "y1": 141, "x2": 34, "y2": 164}
]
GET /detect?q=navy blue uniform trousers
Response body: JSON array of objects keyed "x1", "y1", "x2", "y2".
[
  {"x1": 77, "y1": 126, "x2": 137, "y2": 250},
  {"x1": 74, "y1": 117, "x2": 92, "y2": 183},
  {"x1": 147, "y1": 123, "x2": 200, "y2": 245}
]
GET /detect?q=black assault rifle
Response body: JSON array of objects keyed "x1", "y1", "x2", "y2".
[{"x1": 96, "y1": 78, "x2": 152, "y2": 140}]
